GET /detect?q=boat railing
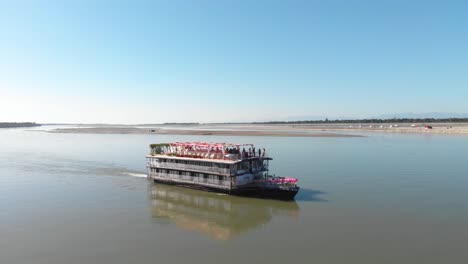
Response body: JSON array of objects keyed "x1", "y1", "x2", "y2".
[
  {"x1": 262, "y1": 176, "x2": 299, "y2": 188},
  {"x1": 151, "y1": 150, "x2": 268, "y2": 161}
]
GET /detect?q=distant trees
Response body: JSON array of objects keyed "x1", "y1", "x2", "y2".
[
  {"x1": 0, "y1": 122, "x2": 41, "y2": 128},
  {"x1": 162, "y1": 123, "x2": 200, "y2": 125},
  {"x1": 253, "y1": 118, "x2": 468, "y2": 125}
]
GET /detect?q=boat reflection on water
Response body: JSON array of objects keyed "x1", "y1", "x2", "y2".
[{"x1": 150, "y1": 184, "x2": 300, "y2": 240}]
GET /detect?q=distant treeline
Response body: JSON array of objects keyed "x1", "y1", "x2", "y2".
[
  {"x1": 0, "y1": 122, "x2": 41, "y2": 128},
  {"x1": 162, "y1": 122, "x2": 200, "y2": 125},
  {"x1": 253, "y1": 118, "x2": 468, "y2": 124}
]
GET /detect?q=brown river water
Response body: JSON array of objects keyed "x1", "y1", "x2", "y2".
[{"x1": 1, "y1": 126, "x2": 467, "y2": 264}]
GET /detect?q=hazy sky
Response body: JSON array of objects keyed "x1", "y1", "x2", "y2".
[{"x1": 1, "y1": 0, "x2": 467, "y2": 123}]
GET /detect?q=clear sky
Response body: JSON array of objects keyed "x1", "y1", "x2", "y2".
[{"x1": 1, "y1": 0, "x2": 467, "y2": 123}]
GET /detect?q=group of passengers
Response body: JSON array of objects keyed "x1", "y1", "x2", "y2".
[
  {"x1": 178, "y1": 145, "x2": 266, "y2": 158},
  {"x1": 226, "y1": 147, "x2": 267, "y2": 158},
  {"x1": 241, "y1": 147, "x2": 266, "y2": 158},
  {"x1": 225, "y1": 147, "x2": 240, "y2": 154}
]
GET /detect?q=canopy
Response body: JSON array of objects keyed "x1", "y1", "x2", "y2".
[{"x1": 170, "y1": 142, "x2": 254, "y2": 149}]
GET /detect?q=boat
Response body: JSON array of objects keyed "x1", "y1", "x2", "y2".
[{"x1": 146, "y1": 142, "x2": 299, "y2": 200}]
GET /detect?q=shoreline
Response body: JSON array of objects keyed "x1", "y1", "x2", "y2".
[
  {"x1": 43, "y1": 122, "x2": 468, "y2": 137},
  {"x1": 47, "y1": 127, "x2": 363, "y2": 137},
  {"x1": 284, "y1": 122, "x2": 468, "y2": 135}
]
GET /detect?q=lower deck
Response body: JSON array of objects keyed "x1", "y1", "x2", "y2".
[{"x1": 147, "y1": 167, "x2": 256, "y2": 191}]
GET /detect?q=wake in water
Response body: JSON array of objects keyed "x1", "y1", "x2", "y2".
[
  {"x1": 124, "y1": 172, "x2": 148, "y2": 178},
  {"x1": 2, "y1": 152, "x2": 148, "y2": 179}
]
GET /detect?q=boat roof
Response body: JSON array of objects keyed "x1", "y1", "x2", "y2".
[
  {"x1": 169, "y1": 142, "x2": 254, "y2": 148},
  {"x1": 148, "y1": 142, "x2": 270, "y2": 162}
]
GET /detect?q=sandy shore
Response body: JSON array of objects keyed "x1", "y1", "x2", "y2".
[
  {"x1": 48, "y1": 127, "x2": 362, "y2": 137},
  {"x1": 46, "y1": 122, "x2": 468, "y2": 137},
  {"x1": 284, "y1": 122, "x2": 468, "y2": 135}
]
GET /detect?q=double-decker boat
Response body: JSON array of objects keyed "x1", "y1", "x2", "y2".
[{"x1": 146, "y1": 142, "x2": 299, "y2": 200}]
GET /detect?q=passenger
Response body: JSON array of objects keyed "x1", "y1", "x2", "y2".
[
  {"x1": 258, "y1": 148, "x2": 261, "y2": 157},
  {"x1": 253, "y1": 147, "x2": 256, "y2": 157},
  {"x1": 262, "y1": 148, "x2": 266, "y2": 157}
]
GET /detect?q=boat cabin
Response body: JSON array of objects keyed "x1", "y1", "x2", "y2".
[{"x1": 146, "y1": 142, "x2": 271, "y2": 191}]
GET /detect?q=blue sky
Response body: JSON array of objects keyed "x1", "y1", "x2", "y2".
[{"x1": 1, "y1": 0, "x2": 467, "y2": 123}]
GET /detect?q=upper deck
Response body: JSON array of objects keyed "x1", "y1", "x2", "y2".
[{"x1": 148, "y1": 142, "x2": 271, "y2": 164}]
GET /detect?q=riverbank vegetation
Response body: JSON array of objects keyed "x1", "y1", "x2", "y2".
[{"x1": 0, "y1": 122, "x2": 41, "y2": 128}]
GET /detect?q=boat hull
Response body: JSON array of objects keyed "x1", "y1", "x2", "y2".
[
  {"x1": 152, "y1": 179, "x2": 299, "y2": 200},
  {"x1": 232, "y1": 186, "x2": 299, "y2": 200}
]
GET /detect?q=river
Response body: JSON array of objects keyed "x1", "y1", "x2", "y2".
[{"x1": 1, "y1": 126, "x2": 467, "y2": 263}]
